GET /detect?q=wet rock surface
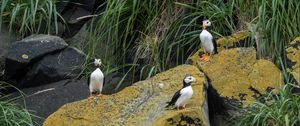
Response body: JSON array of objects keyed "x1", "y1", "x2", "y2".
[{"x1": 43, "y1": 65, "x2": 210, "y2": 126}]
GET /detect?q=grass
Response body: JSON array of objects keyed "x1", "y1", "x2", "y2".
[
  {"x1": 236, "y1": 83, "x2": 300, "y2": 126},
  {"x1": 0, "y1": 82, "x2": 34, "y2": 126},
  {"x1": 1, "y1": 0, "x2": 299, "y2": 125},
  {"x1": 0, "y1": 0, "x2": 64, "y2": 37},
  {"x1": 235, "y1": 57, "x2": 300, "y2": 126}
]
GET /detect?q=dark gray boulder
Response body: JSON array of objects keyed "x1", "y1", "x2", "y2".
[
  {"x1": 13, "y1": 79, "x2": 89, "y2": 125},
  {"x1": 0, "y1": 25, "x2": 18, "y2": 72},
  {"x1": 19, "y1": 47, "x2": 85, "y2": 88},
  {"x1": 4, "y1": 34, "x2": 68, "y2": 81}
]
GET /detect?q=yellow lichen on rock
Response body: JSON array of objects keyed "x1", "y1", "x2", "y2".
[
  {"x1": 189, "y1": 31, "x2": 250, "y2": 65},
  {"x1": 286, "y1": 37, "x2": 300, "y2": 84},
  {"x1": 194, "y1": 48, "x2": 283, "y2": 106},
  {"x1": 216, "y1": 31, "x2": 249, "y2": 50},
  {"x1": 43, "y1": 65, "x2": 209, "y2": 126}
]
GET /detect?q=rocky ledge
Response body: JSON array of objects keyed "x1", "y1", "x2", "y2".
[
  {"x1": 286, "y1": 36, "x2": 300, "y2": 84},
  {"x1": 43, "y1": 65, "x2": 210, "y2": 126}
]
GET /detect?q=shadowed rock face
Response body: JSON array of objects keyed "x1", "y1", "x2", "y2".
[
  {"x1": 192, "y1": 48, "x2": 283, "y2": 107},
  {"x1": 4, "y1": 34, "x2": 68, "y2": 81},
  {"x1": 286, "y1": 37, "x2": 300, "y2": 85},
  {"x1": 43, "y1": 65, "x2": 210, "y2": 126},
  {"x1": 19, "y1": 47, "x2": 85, "y2": 87}
]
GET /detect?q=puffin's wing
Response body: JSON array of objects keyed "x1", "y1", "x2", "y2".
[
  {"x1": 87, "y1": 75, "x2": 91, "y2": 86},
  {"x1": 165, "y1": 90, "x2": 181, "y2": 108},
  {"x1": 213, "y1": 38, "x2": 218, "y2": 54},
  {"x1": 103, "y1": 76, "x2": 106, "y2": 87}
]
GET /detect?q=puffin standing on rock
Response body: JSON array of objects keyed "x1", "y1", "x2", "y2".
[
  {"x1": 87, "y1": 59, "x2": 104, "y2": 100},
  {"x1": 199, "y1": 20, "x2": 217, "y2": 61},
  {"x1": 166, "y1": 74, "x2": 196, "y2": 110}
]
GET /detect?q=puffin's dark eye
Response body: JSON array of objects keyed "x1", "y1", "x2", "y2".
[{"x1": 206, "y1": 22, "x2": 209, "y2": 24}]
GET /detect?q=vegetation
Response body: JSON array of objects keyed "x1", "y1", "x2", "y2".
[
  {"x1": 236, "y1": 83, "x2": 300, "y2": 126},
  {"x1": 0, "y1": 0, "x2": 63, "y2": 37},
  {"x1": 0, "y1": 0, "x2": 299, "y2": 125},
  {"x1": 82, "y1": 0, "x2": 300, "y2": 81},
  {"x1": 0, "y1": 82, "x2": 34, "y2": 126}
]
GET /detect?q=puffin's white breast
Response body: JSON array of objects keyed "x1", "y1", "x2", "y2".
[
  {"x1": 175, "y1": 86, "x2": 193, "y2": 107},
  {"x1": 199, "y1": 30, "x2": 214, "y2": 53},
  {"x1": 89, "y1": 68, "x2": 104, "y2": 92}
]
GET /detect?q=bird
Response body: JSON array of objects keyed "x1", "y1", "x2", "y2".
[
  {"x1": 166, "y1": 74, "x2": 196, "y2": 110},
  {"x1": 199, "y1": 19, "x2": 217, "y2": 61},
  {"x1": 87, "y1": 59, "x2": 104, "y2": 100}
]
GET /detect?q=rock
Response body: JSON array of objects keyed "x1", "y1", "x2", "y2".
[
  {"x1": 63, "y1": 7, "x2": 91, "y2": 24},
  {"x1": 286, "y1": 37, "x2": 300, "y2": 84},
  {"x1": 216, "y1": 31, "x2": 250, "y2": 50},
  {"x1": 65, "y1": 23, "x2": 88, "y2": 48},
  {"x1": 188, "y1": 31, "x2": 250, "y2": 64},
  {"x1": 4, "y1": 34, "x2": 68, "y2": 81},
  {"x1": 43, "y1": 65, "x2": 210, "y2": 126},
  {"x1": 192, "y1": 48, "x2": 283, "y2": 108},
  {"x1": 0, "y1": 25, "x2": 17, "y2": 71},
  {"x1": 13, "y1": 79, "x2": 89, "y2": 125},
  {"x1": 19, "y1": 47, "x2": 85, "y2": 88}
]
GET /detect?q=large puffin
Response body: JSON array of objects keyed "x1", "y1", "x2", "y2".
[
  {"x1": 199, "y1": 20, "x2": 217, "y2": 61},
  {"x1": 87, "y1": 59, "x2": 104, "y2": 100},
  {"x1": 166, "y1": 74, "x2": 196, "y2": 110}
]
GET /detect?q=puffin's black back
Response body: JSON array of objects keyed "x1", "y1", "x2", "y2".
[
  {"x1": 213, "y1": 38, "x2": 218, "y2": 54},
  {"x1": 165, "y1": 90, "x2": 181, "y2": 108}
]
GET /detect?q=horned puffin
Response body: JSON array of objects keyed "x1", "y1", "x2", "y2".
[
  {"x1": 166, "y1": 74, "x2": 196, "y2": 110},
  {"x1": 87, "y1": 59, "x2": 104, "y2": 100},
  {"x1": 199, "y1": 20, "x2": 217, "y2": 61}
]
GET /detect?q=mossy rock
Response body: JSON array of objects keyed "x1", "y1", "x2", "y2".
[
  {"x1": 286, "y1": 37, "x2": 300, "y2": 84},
  {"x1": 192, "y1": 48, "x2": 283, "y2": 107},
  {"x1": 43, "y1": 65, "x2": 210, "y2": 126},
  {"x1": 189, "y1": 31, "x2": 249, "y2": 65}
]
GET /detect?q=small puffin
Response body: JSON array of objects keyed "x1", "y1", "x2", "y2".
[
  {"x1": 166, "y1": 74, "x2": 196, "y2": 110},
  {"x1": 87, "y1": 59, "x2": 104, "y2": 100},
  {"x1": 199, "y1": 20, "x2": 217, "y2": 61}
]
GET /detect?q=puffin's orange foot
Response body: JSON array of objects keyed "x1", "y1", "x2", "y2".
[
  {"x1": 200, "y1": 55, "x2": 210, "y2": 61},
  {"x1": 88, "y1": 96, "x2": 94, "y2": 102},
  {"x1": 96, "y1": 93, "x2": 102, "y2": 97}
]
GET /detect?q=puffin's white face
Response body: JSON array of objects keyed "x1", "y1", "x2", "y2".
[
  {"x1": 94, "y1": 59, "x2": 102, "y2": 67},
  {"x1": 184, "y1": 75, "x2": 196, "y2": 84},
  {"x1": 202, "y1": 20, "x2": 211, "y2": 27}
]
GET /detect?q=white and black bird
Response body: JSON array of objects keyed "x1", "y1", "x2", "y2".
[
  {"x1": 87, "y1": 59, "x2": 104, "y2": 100},
  {"x1": 199, "y1": 20, "x2": 217, "y2": 61},
  {"x1": 166, "y1": 74, "x2": 196, "y2": 110}
]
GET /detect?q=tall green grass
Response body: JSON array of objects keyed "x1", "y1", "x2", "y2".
[
  {"x1": 0, "y1": 82, "x2": 34, "y2": 126},
  {"x1": 0, "y1": 0, "x2": 64, "y2": 37},
  {"x1": 235, "y1": 58, "x2": 300, "y2": 126},
  {"x1": 237, "y1": 0, "x2": 300, "y2": 64},
  {"x1": 236, "y1": 83, "x2": 300, "y2": 126},
  {"x1": 84, "y1": 0, "x2": 240, "y2": 80},
  {"x1": 86, "y1": 0, "x2": 300, "y2": 82}
]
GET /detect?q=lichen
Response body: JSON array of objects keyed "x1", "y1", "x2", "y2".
[
  {"x1": 193, "y1": 48, "x2": 283, "y2": 106},
  {"x1": 43, "y1": 65, "x2": 209, "y2": 126},
  {"x1": 286, "y1": 37, "x2": 300, "y2": 84},
  {"x1": 189, "y1": 31, "x2": 250, "y2": 65}
]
